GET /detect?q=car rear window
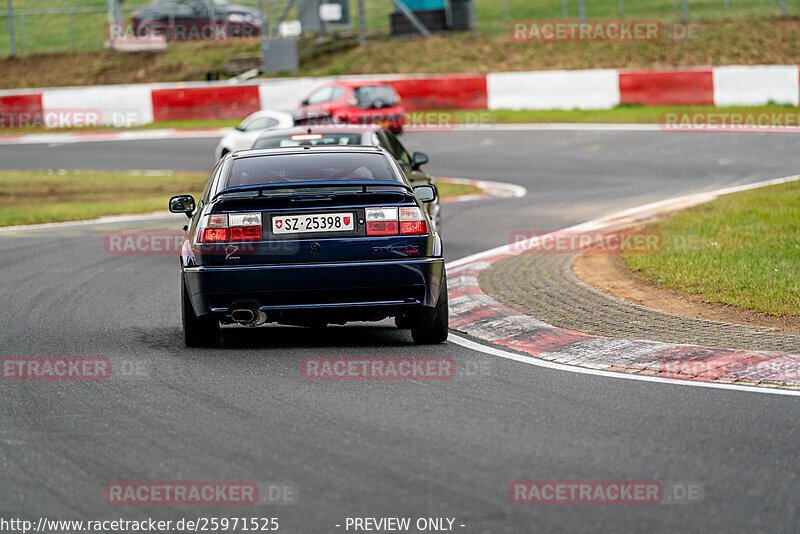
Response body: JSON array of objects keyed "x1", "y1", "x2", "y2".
[
  {"x1": 224, "y1": 152, "x2": 397, "y2": 188},
  {"x1": 354, "y1": 86, "x2": 400, "y2": 109},
  {"x1": 253, "y1": 133, "x2": 363, "y2": 149}
]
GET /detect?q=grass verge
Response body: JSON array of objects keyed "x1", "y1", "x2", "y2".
[
  {"x1": 0, "y1": 170, "x2": 210, "y2": 226},
  {"x1": 0, "y1": 169, "x2": 477, "y2": 227},
  {"x1": 623, "y1": 180, "x2": 800, "y2": 316},
  {"x1": 4, "y1": 17, "x2": 800, "y2": 89}
]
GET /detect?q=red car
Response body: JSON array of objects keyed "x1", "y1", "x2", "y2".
[{"x1": 293, "y1": 81, "x2": 406, "y2": 134}]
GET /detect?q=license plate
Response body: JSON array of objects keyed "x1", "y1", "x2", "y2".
[{"x1": 272, "y1": 213, "x2": 355, "y2": 234}]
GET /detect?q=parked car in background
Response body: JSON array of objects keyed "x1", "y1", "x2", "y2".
[
  {"x1": 293, "y1": 81, "x2": 406, "y2": 134},
  {"x1": 132, "y1": 0, "x2": 262, "y2": 40},
  {"x1": 251, "y1": 125, "x2": 440, "y2": 229},
  {"x1": 214, "y1": 110, "x2": 294, "y2": 160}
]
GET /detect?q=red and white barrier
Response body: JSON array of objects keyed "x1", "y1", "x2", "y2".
[
  {"x1": 2, "y1": 66, "x2": 800, "y2": 129},
  {"x1": 487, "y1": 69, "x2": 620, "y2": 110},
  {"x1": 712, "y1": 65, "x2": 800, "y2": 107}
]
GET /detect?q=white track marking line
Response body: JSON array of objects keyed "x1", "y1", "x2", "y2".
[
  {"x1": 0, "y1": 211, "x2": 173, "y2": 233},
  {"x1": 449, "y1": 334, "x2": 800, "y2": 397}
]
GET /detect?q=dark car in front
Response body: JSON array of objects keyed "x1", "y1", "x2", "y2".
[
  {"x1": 251, "y1": 125, "x2": 441, "y2": 230},
  {"x1": 169, "y1": 146, "x2": 447, "y2": 347}
]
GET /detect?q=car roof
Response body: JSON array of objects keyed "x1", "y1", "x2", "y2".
[
  {"x1": 231, "y1": 144, "x2": 389, "y2": 159},
  {"x1": 243, "y1": 109, "x2": 294, "y2": 120},
  {"x1": 323, "y1": 80, "x2": 393, "y2": 88},
  {"x1": 254, "y1": 124, "x2": 385, "y2": 139}
]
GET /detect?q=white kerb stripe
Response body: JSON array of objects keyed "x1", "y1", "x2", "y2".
[
  {"x1": 713, "y1": 65, "x2": 800, "y2": 107},
  {"x1": 42, "y1": 85, "x2": 154, "y2": 127},
  {"x1": 487, "y1": 70, "x2": 620, "y2": 111}
]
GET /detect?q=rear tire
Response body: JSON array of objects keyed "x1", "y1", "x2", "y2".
[
  {"x1": 182, "y1": 273, "x2": 220, "y2": 348},
  {"x1": 411, "y1": 276, "x2": 449, "y2": 344}
]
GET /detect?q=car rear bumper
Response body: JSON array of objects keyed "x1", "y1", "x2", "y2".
[{"x1": 183, "y1": 258, "x2": 445, "y2": 318}]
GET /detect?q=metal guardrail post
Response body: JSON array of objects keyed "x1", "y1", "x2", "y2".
[
  {"x1": 6, "y1": 0, "x2": 16, "y2": 57},
  {"x1": 69, "y1": 12, "x2": 75, "y2": 46},
  {"x1": 561, "y1": 0, "x2": 568, "y2": 19},
  {"x1": 357, "y1": 0, "x2": 365, "y2": 46},
  {"x1": 682, "y1": 0, "x2": 689, "y2": 20},
  {"x1": 577, "y1": 0, "x2": 586, "y2": 23},
  {"x1": 782, "y1": 0, "x2": 787, "y2": 15},
  {"x1": 468, "y1": 0, "x2": 476, "y2": 34}
]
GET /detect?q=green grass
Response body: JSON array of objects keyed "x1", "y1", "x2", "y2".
[
  {"x1": 623, "y1": 180, "x2": 800, "y2": 316},
  {"x1": 436, "y1": 181, "x2": 480, "y2": 198},
  {"x1": 2, "y1": 0, "x2": 798, "y2": 56},
  {"x1": 4, "y1": 16, "x2": 800, "y2": 87},
  {"x1": 0, "y1": 169, "x2": 479, "y2": 227},
  {"x1": 0, "y1": 169, "x2": 210, "y2": 226},
  {"x1": 451, "y1": 105, "x2": 800, "y2": 124}
]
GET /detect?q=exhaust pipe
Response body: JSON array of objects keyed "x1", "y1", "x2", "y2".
[{"x1": 230, "y1": 308, "x2": 266, "y2": 327}]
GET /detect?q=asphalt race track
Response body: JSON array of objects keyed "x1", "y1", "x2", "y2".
[{"x1": 1, "y1": 129, "x2": 799, "y2": 532}]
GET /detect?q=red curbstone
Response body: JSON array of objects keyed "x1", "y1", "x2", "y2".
[
  {"x1": 619, "y1": 69, "x2": 714, "y2": 106},
  {"x1": 151, "y1": 85, "x2": 261, "y2": 122},
  {"x1": 386, "y1": 75, "x2": 488, "y2": 111}
]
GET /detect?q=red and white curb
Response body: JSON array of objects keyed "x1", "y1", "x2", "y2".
[
  {"x1": 446, "y1": 174, "x2": 800, "y2": 394},
  {"x1": 438, "y1": 177, "x2": 527, "y2": 203}
]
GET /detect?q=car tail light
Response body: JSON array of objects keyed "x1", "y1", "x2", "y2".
[
  {"x1": 229, "y1": 213, "x2": 262, "y2": 240},
  {"x1": 202, "y1": 228, "x2": 228, "y2": 242},
  {"x1": 365, "y1": 207, "x2": 398, "y2": 236},
  {"x1": 198, "y1": 213, "x2": 262, "y2": 242},
  {"x1": 399, "y1": 207, "x2": 428, "y2": 235}
]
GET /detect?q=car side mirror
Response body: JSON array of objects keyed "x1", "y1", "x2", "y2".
[
  {"x1": 169, "y1": 195, "x2": 196, "y2": 218},
  {"x1": 301, "y1": 99, "x2": 310, "y2": 106},
  {"x1": 413, "y1": 185, "x2": 437, "y2": 203},
  {"x1": 411, "y1": 151, "x2": 429, "y2": 170}
]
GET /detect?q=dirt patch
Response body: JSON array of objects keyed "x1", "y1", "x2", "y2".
[{"x1": 573, "y1": 253, "x2": 800, "y2": 335}]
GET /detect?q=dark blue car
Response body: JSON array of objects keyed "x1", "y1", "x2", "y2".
[{"x1": 169, "y1": 145, "x2": 448, "y2": 347}]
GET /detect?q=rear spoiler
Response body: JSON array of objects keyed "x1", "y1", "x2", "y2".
[{"x1": 212, "y1": 180, "x2": 413, "y2": 201}]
